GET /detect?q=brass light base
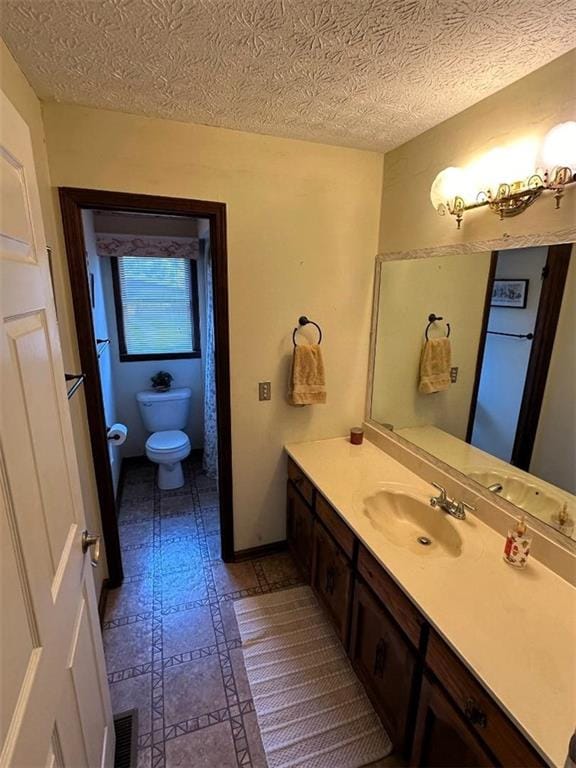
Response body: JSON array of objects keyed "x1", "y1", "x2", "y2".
[{"x1": 442, "y1": 168, "x2": 575, "y2": 229}]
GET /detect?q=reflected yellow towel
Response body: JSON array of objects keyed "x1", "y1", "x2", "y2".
[
  {"x1": 289, "y1": 344, "x2": 326, "y2": 405},
  {"x1": 419, "y1": 338, "x2": 451, "y2": 394}
]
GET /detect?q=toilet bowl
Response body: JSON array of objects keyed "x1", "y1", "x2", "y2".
[
  {"x1": 145, "y1": 429, "x2": 191, "y2": 490},
  {"x1": 136, "y1": 387, "x2": 192, "y2": 490}
]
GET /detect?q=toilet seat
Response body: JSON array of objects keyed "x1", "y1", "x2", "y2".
[
  {"x1": 145, "y1": 430, "x2": 191, "y2": 467},
  {"x1": 146, "y1": 430, "x2": 189, "y2": 453}
]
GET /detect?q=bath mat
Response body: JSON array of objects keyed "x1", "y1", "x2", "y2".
[{"x1": 234, "y1": 586, "x2": 392, "y2": 768}]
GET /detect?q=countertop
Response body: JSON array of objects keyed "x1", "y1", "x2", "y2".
[
  {"x1": 397, "y1": 425, "x2": 575, "y2": 538},
  {"x1": 285, "y1": 437, "x2": 576, "y2": 768}
]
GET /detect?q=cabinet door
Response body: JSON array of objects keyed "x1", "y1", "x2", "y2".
[
  {"x1": 349, "y1": 580, "x2": 418, "y2": 757},
  {"x1": 426, "y1": 630, "x2": 544, "y2": 767},
  {"x1": 311, "y1": 520, "x2": 353, "y2": 645},
  {"x1": 286, "y1": 480, "x2": 313, "y2": 581},
  {"x1": 411, "y1": 677, "x2": 494, "y2": 768}
]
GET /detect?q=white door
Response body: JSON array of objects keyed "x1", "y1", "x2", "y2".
[{"x1": 0, "y1": 91, "x2": 114, "y2": 766}]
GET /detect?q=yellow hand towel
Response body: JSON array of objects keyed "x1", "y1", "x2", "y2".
[
  {"x1": 289, "y1": 344, "x2": 327, "y2": 405},
  {"x1": 419, "y1": 337, "x2": 451, "y2": 394}
]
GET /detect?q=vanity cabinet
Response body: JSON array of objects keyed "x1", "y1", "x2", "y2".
[
  {"x1": 286, "y1": 478, "x2": 313, "y2": 581},
  {"x1": 310, "y1": 518, "x2": 353, "y2": 645},
  {"x1": 349, "y1": 579, "x2": 419, "y2": 757},
  {"x1": 285, "y1": 460, "x2": 547, "y2": 767},
  {"x1": 411, "y1": 676, "x2": 494, "y2": 767}
]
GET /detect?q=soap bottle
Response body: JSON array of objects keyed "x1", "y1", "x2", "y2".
[
  {"x1": 551, "y1": 503, "x2": 574, "y2": 537},
  {"x1": 503, "y1": 516, "x2": 532, "y2": 568}
]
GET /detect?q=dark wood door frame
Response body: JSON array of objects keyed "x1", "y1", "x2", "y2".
[
  {"x1": 466, "y1": 243, "x2": 572, "y2": 469},
  {"x1": 59, "y1": 188, "x2": 234, "y2": 587},
  {"x1": 512, "y1": 242, "x2": 572, "y2": 469}
]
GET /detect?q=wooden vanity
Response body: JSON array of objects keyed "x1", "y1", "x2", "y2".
[{"x1": 286, "y1": 456, "x2": 546, "y2": 767}]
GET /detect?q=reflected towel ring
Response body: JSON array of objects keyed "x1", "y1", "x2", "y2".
[
  {"x1": 425, "y1": 313, "x2": 451, "y2": 341},
  {"x1": 293, "y1": 316, "x2": 323, "y2": 346}
]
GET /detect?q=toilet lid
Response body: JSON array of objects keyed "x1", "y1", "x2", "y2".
[{"x1": 146, "y1": 430, "x2": 190, "y2": 452}]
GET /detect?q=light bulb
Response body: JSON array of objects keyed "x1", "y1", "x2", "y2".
[
  {"x1": 468, "y1": 148, "x2": 508, "y2": 195},
  {"x1": 541, "y1": 121, "x2": 576, "y2": 172},
  {"x1": 430, "y1": 167, "x2": 468, "y2": 211},
  {"x1": 503, "y1": 138, "x2": 539, "y2": 182}
]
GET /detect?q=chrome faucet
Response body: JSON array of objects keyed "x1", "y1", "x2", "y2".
[
  {"x1": 487, "y1": 483, "x2": 503, "y2": 494},
  {"x1": 430, "y1": 483, "x2": 475, "y2": 520}
]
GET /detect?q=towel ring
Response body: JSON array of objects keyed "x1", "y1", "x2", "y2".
[
  {"x1": 293, "y1": 316, "x2": 323, "y2": 346},
  {"x1": 425, "y1": 313, "x2": 450, "y2": 341}
]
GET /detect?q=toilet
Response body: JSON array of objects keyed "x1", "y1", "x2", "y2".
[{"x1": 136, "y1": 387, "x2": 192, "y2": 490}]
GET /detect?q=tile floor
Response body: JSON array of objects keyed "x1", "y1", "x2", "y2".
[
  {"x1": 104, "y1": 456, "x2": 402, "y2": 768},
  {"x1": 104, "y1": 456, "x2": 303, "y2": 768}
]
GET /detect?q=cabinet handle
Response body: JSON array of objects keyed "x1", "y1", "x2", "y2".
[
  {"x1": 373, "y1": 638, "x2": 387, "y2": 678},
  {"x1": 325, "y1": 565, "x2": 336, "y2": 595},
  {"x1": 464, "y1": 698, "x2": 487, "y2": 729}
]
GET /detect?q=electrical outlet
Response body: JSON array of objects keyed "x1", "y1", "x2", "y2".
[
  {"x1": 258, "y1": 382, "x2": 271, "y2": 401},
  {"x1": 450, "y1": 367, "x2": 459, "y2": 383}
]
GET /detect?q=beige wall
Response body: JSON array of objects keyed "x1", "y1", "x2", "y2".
[
  {"x1": 41, "y1": 101, "x2": 384, "y2": 551},
  {"x1": 379, "y1": 50, "x2": 576, "y2": 254},
  {"x1": 371, "y1": 252, "x2": 492, "y2": 439},
  {"x1": 0, "y1": 40, "x2": 108, "y2": 593}
]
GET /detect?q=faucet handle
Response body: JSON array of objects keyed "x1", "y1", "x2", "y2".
[
  {"x1": 430, "y1": 482, "x2": 447, "y2": 508},
  {"x1": 431, "y1": 482, "x2": 447, "y2": 500},
  {"x1": 453, "y1": 500, "x2": 476, "y2": 519}
]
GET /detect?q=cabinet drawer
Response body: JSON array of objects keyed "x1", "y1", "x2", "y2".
[
  {"x1": 287, "y1": 457, "x2": 315, "y2": 507},
  {"x1": 426, "y1": 631, "x2": 545, "y2": 767},
  {"x1": 358, "y1": 545, "x2": 425, "y2": 649},
  {"x1": 315, "y1": 493, "x2": 355, "y2": 559},
  {"x1": 311, "y1": 520, "x2": 353, "y2": 645}
]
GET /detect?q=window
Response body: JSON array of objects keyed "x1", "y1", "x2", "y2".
[{"x1": 112, "y1": 256, "x2": 201, "y2": 361}]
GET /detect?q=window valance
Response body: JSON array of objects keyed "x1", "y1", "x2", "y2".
[{"x1": 96, "y1": 233, "x2": 200, "y2": 259}]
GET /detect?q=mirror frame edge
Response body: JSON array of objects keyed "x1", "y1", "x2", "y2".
[{"x1": 365, "y1": 224, "x2": 576, "y2": 555}]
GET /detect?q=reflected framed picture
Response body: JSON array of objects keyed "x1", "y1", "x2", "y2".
[{"x1": 491, "y1": 279, "x2": 529, "y2": 309}]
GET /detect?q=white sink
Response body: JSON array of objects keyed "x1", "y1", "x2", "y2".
[
  {"x1": 360, "y1": 485, "x2": 463, "y2": 558},
  {"x1": 468, "y1": 469, "x2": 564, "y2": 521}
]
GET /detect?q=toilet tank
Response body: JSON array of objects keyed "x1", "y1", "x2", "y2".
[{"x1": 136, "y1": 387, "x2": 192, "y2": 432}]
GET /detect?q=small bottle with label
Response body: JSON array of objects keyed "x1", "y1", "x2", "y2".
[
  {"x1": 503, "y1": 516, "x2": 532, "y2": 568},
  {"x1": 550, "y1": 503, "x2": 574, "y2": 537}
]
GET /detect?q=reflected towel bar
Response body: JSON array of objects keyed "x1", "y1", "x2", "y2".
[
  {"x1": 66, "y1": 373, "x2": 86, "y2": 400},
  {"x1": 487, "y1": 331, "x2": 534, "y2": 340},
  {"x1": 96, "y1": 338, "x2": 111, "y2": 358}
]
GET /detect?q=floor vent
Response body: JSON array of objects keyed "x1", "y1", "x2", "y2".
[{"x1": 113, "y1": 709, "x2": 138, "y2": 768}]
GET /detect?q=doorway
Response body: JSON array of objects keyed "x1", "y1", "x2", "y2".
[
  {"x1": 467, "y1": 243, "x2": 572, "y2": 471},
  {"x1": 59, "y1": 189, "x2": 234, "y2": 588}
]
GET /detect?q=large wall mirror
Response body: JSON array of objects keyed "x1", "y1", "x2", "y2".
[{"x1": 368, "y1": 241, "x2": 575, "y2": 543}]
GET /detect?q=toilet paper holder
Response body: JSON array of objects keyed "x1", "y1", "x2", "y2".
[{"x1": 106, "y1": 425, "x2": 127, "y2": 442}]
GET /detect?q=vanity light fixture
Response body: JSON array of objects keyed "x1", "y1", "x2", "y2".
[{"x1": 430, "y1": 121, "x2": 576, "y2": 228}]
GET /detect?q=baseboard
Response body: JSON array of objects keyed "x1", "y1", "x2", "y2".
[
  {"x1": 234, "y1": 540, "x2": 287, "y2": 561},
  {"x1": 98, "y1": 578, "x2": 110, "y2": 626}
]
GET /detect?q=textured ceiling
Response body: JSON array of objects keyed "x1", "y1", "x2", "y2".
[{"x1": 2, "y1": 0, "x2": 575, "y2": 152}]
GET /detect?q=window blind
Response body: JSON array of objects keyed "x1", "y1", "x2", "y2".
[{"x1": 117, "y1": 256, "x2": 195, "y2": 355}]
